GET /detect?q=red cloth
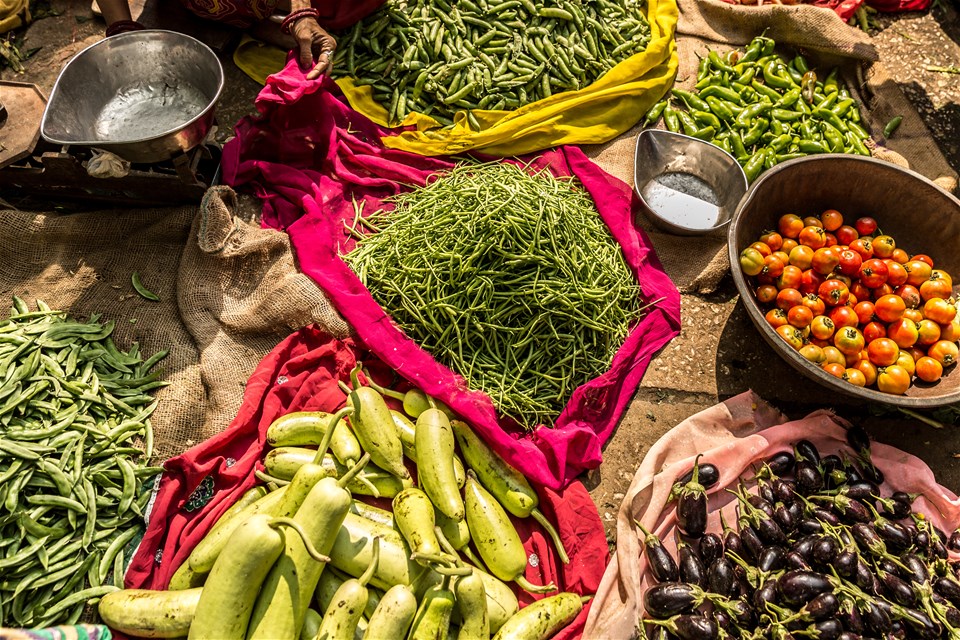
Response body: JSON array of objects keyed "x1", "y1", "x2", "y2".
[
  {"x1": 222, "y1": 60, "x2": 682, "y2": 491},
  {"x1": 864, "y1": 0, "x2": 931, "y2": 12},
  {"x1": 125, "y1": 327, "x2": 608, "y2": 639}
]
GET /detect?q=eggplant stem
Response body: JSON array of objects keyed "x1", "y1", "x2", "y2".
[{"x1": 897, "y1": 407, "x2": 946, "y2": 429}]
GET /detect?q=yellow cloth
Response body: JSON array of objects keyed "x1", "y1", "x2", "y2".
[
  {"x1": 231, "y1": 0, "x2": 679, "y2": 157},
  {"x1": 0, "y1": 0, "x2": 29, "y2": 34}
]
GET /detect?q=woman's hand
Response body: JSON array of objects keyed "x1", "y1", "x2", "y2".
[{"x1": 292, "y1": 17, "x2": 336, "y2": 80}]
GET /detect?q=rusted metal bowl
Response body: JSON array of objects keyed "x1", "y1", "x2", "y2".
[
  {"x1": 729, "y1": 154, "x2": 960, "y2": 408},
  {"x1": 41, "y1": 30, "x2": 223, "y2": 164}
]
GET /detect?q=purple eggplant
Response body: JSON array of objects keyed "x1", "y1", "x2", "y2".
[
  {"x1": 644, "y1": 582, "x2": 706, "y2": 618},
  {"x1": 810, "y1": 508, "x2": 840, "y2": 527},
  {"x1": 878, "y1": 493, "x2": 913, "y2": 520},
  {"x1": 677, "y1": 536, "x2": 706, "y2": 588},
  {"x1": 649, "y1": 614, "x2": 718, "y2": 640},
  {"x1": 706, "y1": 557, "x2": 737, "y2": 598},
  {"x1": 897, "y1": 606, "x2": 941, "y2": 639},
  {"x1": 675, "y1": 454, "x2": 708, "y2": 538},
  {"x1": 738, "y1": 523, "x2": 765, "y2": 561},
  {"x1": 804, "y1": 591, "x2": 840, "y2": 621},
  {"x1": 636, "y1": 521, "x2": 679, "y2": 582},
  {"x1": 758, "y1": 546, "x2": 785, "y2": 572},
  {"x1": 777, "y1": 570, "x2": 832, "y2": 607},
  {"x1": 812, "y1": 536, "x2": 838, "y2": 566},
  {"x1": 673, "y1": 461, "x2": 720, "y2": 495},
  {"x1": 855, "y1": 560, "x2": 879, "y2": 594},
  {"x1": 935, "y1": 575, "x2": 960, "y2": 608},
  {"x1": 798, "y1": 519, "x2": 824, "y2": 535},
  {"x1": 792, "y1": 535, "x2": 817, "y2": 562},
  {"x1": 877, "y1": 568, "x2": 915, "y2": 606},
  {"x1": 774, "y1": 503, "x2": 798, "y2": 533},
  {"x1": 794, "y1": 440, "x2": 822, "y2": 466},
  {"x1": 785, "y1": 550, "x2": 811, "y2": 571},
  {"x1": 899, "y1": 552, "x2": 929, "y2": 586},
  {"x1": 845, "y1": 424, "x2": 871, "y2": 456},
  {"x1": 840, "y1": 602, "x2": 864, "y2": 634},
  {"x1": 752, "y1": 578, "x2": 778, "y2": 611},
  {"x1": 860, "y1": 600, "x2": 892, "y2": 635},
  {"x1": 837, "y1": 481, "x2": 879, "y2": 502},
  {"x1": 835, "y1": 633, "x2": 861, "y2": 640},
  {"x1": 773, "y1": 478, "x2": 797, "y2": 504},
  {"x1": 698, "y1": 533, "x2": 722, "y2": 567},
  {"x1": 646, "y1": 624, "x2": 670, "y2": 640},
  {"x1": 720, "y1": 512, "x2": 743, "y2": 559},
  {"x1": 851, "y1": 522, "x2": 887, "y2": 557},
  {"x1": 833, "y1": 550, "x2": 858, "y2": 578},
  {"x1": 765, "y1": 451, "x2": 796, "y2": 477},
  {"x1": 812, "y1": 618, "x2": 842, "y2": 640},
  {"x1": 949, "y1": 528, "x2": 960, "y2": 553},
  {"x1": 796, "y1": 461, "x2": 824, "y2": 494}
]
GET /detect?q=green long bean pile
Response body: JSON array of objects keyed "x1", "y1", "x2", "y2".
[
  {"x1": 331, "y1": 0, "x2": 652, "y2": 126},
  {"x1": 0, "y1": 299, "x2": 167, "y2": 627},
  {"x1": 345, "y1": 162, "x2": 646, "y2": 429}
]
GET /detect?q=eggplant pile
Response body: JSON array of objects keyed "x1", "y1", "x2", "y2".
[{"x1": 638, "y1": 426, "x2": 960, "y2": 640}]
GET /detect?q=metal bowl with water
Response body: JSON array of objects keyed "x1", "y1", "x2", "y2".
[
  {"x1": 634, "y1": 129, "x2": 749, "y2": 236},
  {"x1": 41, "y1": 30, "x2": 224, "y2": 164}
]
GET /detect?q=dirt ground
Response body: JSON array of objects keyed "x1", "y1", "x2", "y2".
[{"x1": 2, "y1": 0, "x2": 959, "y2": 549}]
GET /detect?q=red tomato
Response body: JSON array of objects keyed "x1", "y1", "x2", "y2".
[
  {"x1": 822, "y1": 362, "x2": 846, "y2": 378},
  {"x1": 858, "y1": 259, "x2": 888, "y2": 288},
  {"x1": 776, "y1": 288, "x2": 804, "y2": 310},
  {"x1": 850, "y1": 282, "x2": 872, "y2": 304},
  {"x1": 778, "y1": 214, "x2": 804, "y2": 239},
  {"x1": 834, "y1": 326, "x2": 865, "y2": 356},
  {"x1": 835, "y1": 225, "x2": 859, "y2": 246},
  {"x1": 908, "y1": 346, "x2": 928, "y2": 363},
  {"x1": 822, "y1": 346, "x2": 847, "y2": 366},
  {"x1": 809, "y1": 338, "x2": 831, "y2": 349},
  {"x1": 836, "y1": 249, "x2": 862, "y2": 277},
  {"x1": 824, "y1": 233, "x2": 838, "y2": 248},
  {"x1": 923, "y1": 298, "x2": 957, "y2": 325},
  {"x1": 894, "y1": 284, "x2": 921, "y2": 309},
  {"x1": 855, "y1": 359, "x2": 878, "y2": 386},
  {"x1": 854, "y1": 301, "x2": 876, "y2": 325},
  {"x1": 798, "y1": 226, "x2": 827, "y2": 249},
  {"x1": 739, "y1": 247, "x2": 765, "y2": 277},
  {"x1": 751, "y1": 242, "x2": 772, "y2": 258},
  {"x1": 756, "y1": 285, "x2": 779, "y2": 305},
  {"x1": 811, "y1": 247, "x2": 839, "y2": 275},
  {"x1": 810, "y1": 315, "x2": 836, "y2": 341},
  {"x1": 931, "y1": 270, "x2": 953, "y2": 287},
  {"x1": 855, "y1": 217, "x2": 878, "y2": 236},
  {"x1": 877, "y1": 365, "x2": 910, "y2": 395},
  {"x1": 781, "y1": 238, "x2": 799, "y2": 253},
  {"x1": 766, "y1": 308, "x2": 789, "y2": 328},
  {"x1": 849, "y1": 238, "x2": 874, "y2": 262},
  {"x1": 800, "y1": 344, "x2": 825, "y2": 364},
  {"x1": 941, "y1": 319, "x2": 960, "y2": 343},
  {"x1": 928, "y1": 340, "x2": 959, "y2": 367},
  {"x1": 920, "y1": 276, "x2": 953, "y2": 302},
  {"x1": 872, "y1": 235, "x2": 896, "y2": 259},
  {"x1": 842, "y1": 368, "x2": 867, "y2": 387},
  {"x1": 915, "y1": 356, "x2": 944, "y2": 383},
  {"x1": 759, "y1": 230, "x2": 783, "y2": 251},
  {"x1": 776, "y1": 324, "x2": 804, "y2": 350},
  {"x1": 883, "y1": 261, "x2": 908, "y2": 288},
  {"x1": 916, "y1": 319, "x2": 942, "y2": 346},
  {"x1": 801, "y1": 293, "x2": 826, "y2": 317},
  {"x1": 871, "y1": 284, "x2": 895, "y2": 301},
  {"x1": 829, "y1": 273, "x2": 853, "y2": 288},
  {"x1": 912, "y1": 254, "x2": 935, "y2": 268},
  {"x1": 862, "y1": 321, "x2": 887, "y2": 344},
  {"x1": 829, "y1": 305, "x2": 859, "y2": 329},
  {"x1": 772, "y1": 250, "x2": 791, "y2": 266},
  {"x1": 896, "y1": 351, "x2": 916, "y2": 377},
  {"x1": 799, "y1": 269, "x2": 826, "y2": 296},
  {"x1": 788, "y1": 305, "x2": 814, "y2": 329},
  {"x1": 867, "y1": 337, "x2": 900, "y2": 366},
  {"x1": 891, "y1": 248, "x2": 910, "y2": 264},
  {"x1": 762, "y1": 254, "x2": 786, "y2": 278},
  {"x1": 777, "y1": 266, "x2": 804, "y2": 290},
  {"x1": 903, "y1": 308, "x2": 924, "y2": 323},
  {"x1": 789, "y1": 245, "x2": 815, "y2": 270},
  {"x1": 887, "y1": 319, "x2": 919, "y2": 349},
  {"x1": 820, "y1": 209, "x2": 843, "y2": 232},
  {"x1": 803, "y1": 216, "x2": 823, "y2": 229},
  {"x1": 874, "y1": 294, "x2": 906, "y2": 323},
  {"x1": 819, "y1": 280, "x2": 850, "y2": 307},
  {"x1": 905, "y1": 260, "x2": 933, "y2": 286}
]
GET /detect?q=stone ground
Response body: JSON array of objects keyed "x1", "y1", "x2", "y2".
[{"x1": 2, "y1": 1, "x2": 959, "y2": 548}]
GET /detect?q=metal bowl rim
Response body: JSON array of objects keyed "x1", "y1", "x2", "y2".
[
  {"x1": 634, "y1": 129, "x2": 748, "y2": 235},
  {"x1": 727, "y1": 153, "x2": 960, "y2": 408},
  {"x1": 40, "y1": 29, "x2": 225, "y2": 148}
]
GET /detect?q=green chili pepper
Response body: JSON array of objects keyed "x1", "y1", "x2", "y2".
[
  {"x1": 643, "y1": 100, "x2": 668, "y2": 126},
  {"x1": 798, "y1": 139, "x2": 829, "y2": 154},
  {"x1": 692, "y1": 110, "x2": 722, "y2": 129},
  {"x1": 816, "y1": 92, "x2": 839, "y2": 111},
  {"x1": 775, "y1": 88, "x2": 801, "y2": 109},
  {"x1": 845, "y1": 130, "x2": 871, "y2": 155},
  {"x1": 740, "y1": 39, "x2": 763, "y2": 64},
  {"x1": 769, "y1": 134, "x2": 793, "y2": 153},
  {"x1": 846, "y1": 120, "x2": 869, "y2": 140},
  {"x1": 676, "y1": 110, "x2": 699, "y2": 135},
  {"x1": 735, "y1": 102, "x2": 772, "y2": 128},
  {"x1": 776, "y1": 152, "x2": 806, "y2": 162},
  {"x1": 823, "y1": 67, "x2": 839, "y2": 94},
  {"x1": 770, "y1": 108, "x2": 802, "y2": 122},
  {"x1": 814, "y1": 108, "x2": 849, "y2": 133},
  {"x1": 743, "y1": 149, "x2": 767, "y2": 182},
  {"x1": 741, "y1": 117, "x2": 769, "y2": 146},
  {"x1": 704, "y1": 96, "x2": 734, "y2": 122},
  {"x1": 663, "y1": 106, "x2": 680, "y2": 132},
  {"x1": 699, "y1": 84, "x2": 744, "y2": 105},
  {"x1": 708, "y1": 50, "x2": 735, "y2": 74},
  {"x1": 751, "y1": 79, "x2": 782, "y2": 101},
  {"x1": 729, "y1": 131, "x2": 748, "y2": 158},
  {"x1": 762, "y1": 60, "x2": 793, "y2": 89},
  {"x1": 883, "y1": 115, "x2": 903, "y2": 138},
  {"x1": 672, "y1": 88, "x2": 710, "y2": 112},
  {"x1": 820, "y1": 121, "x2": 845, "y2": 152},
  {"x1": 792, "y1": 55, "x2": 810, "y2": 75},
  {"x1": 736, "y1": 67, "x2": 757, "y2": 85}
]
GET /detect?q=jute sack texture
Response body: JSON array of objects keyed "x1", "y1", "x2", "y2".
[
  {"x1": 0, "y1": 186, "x2": 348, "y2": 462},
  {"x1": 584, "y1": 0, "x2": 958, "y2": 295}
]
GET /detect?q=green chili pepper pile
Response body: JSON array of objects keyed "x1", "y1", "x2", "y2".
[
  {"x1": 0, "y1": 298, "x2": 167, "y2": 627},
  {"x1": 331, "y1": 0, "x2": 652, "y2": 126},
  {"x1": 344, "y1": 162, "x2": 647, "y2": 429},
  {"x1": 644, "y1": 36, "x2": 872, "y2": 183}
]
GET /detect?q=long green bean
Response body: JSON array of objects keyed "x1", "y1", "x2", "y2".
[
  {"x1": 331, "y1": 0, "x2": 652, "y2": 125},
  {"x1": 344, "y1": 161, "x2": 647, "y2": 429},
  {"x1": 0, "y1": 298, "x2": 166, "y2": 627}
]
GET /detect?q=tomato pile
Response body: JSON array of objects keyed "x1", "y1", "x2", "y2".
[{"x1": 739, "y1": 210, "x2": 959, "y2": 394}]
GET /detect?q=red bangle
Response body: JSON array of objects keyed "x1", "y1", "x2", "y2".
[
  {"x1": 106, "y1": 20, "x2": 145, "y2": 37},
  {"x1": 280, "y1": 8, "x2": 320, "y2": 35}
]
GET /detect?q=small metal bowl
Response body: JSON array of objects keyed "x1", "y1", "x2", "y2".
[
  {"x1": 634, "y1": 129, "x2": 749, "y2": 236},
  {"x1": 729, "y1": 154, "x2": 960, "y2": 408},
  {"x1": 41, "y1": 30, "x2": 224, "y2": 164}
]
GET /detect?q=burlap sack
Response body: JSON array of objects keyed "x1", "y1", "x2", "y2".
[
  {"x1": 584, "y1": 0, "x2": 958, "y2": 295},
  {"x1": 0, "y1": 186, "x2": 348, "y2": 462}
]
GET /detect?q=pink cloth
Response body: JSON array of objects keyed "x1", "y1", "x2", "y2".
[{"x1": 222, "y1": 60, "x2": 682, "y2": 490}]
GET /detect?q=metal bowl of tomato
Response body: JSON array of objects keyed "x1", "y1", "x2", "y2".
[{"x1": 728, "y1": 154, "x2": 960, "y2": 407}]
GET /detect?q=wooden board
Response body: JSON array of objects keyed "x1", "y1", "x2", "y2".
[{"x1": 0, "y1": 82, "x2": 46, "y2": 170}]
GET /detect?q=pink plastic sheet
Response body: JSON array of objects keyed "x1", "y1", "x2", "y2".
[{"x1": 222, "y1": 61, "x2": 682, "y2": 490}]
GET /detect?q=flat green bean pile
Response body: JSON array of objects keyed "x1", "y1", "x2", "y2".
[
  {"x1": 345, "y1": 162, "x2": 645, "y2": 429},
  {"x1": 0, "y1": 299, "x2": 167, "y2": 627},
  {"x1": 331, "y1": 0, "x2": 652, "y2": 126},
  {"x1": 645, "y1": 36, "x2": 872, "y2": 183}
]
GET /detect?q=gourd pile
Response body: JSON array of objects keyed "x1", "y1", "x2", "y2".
[{"x1": 99, "y1": 365, "x2": 585, "y2": 640}]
